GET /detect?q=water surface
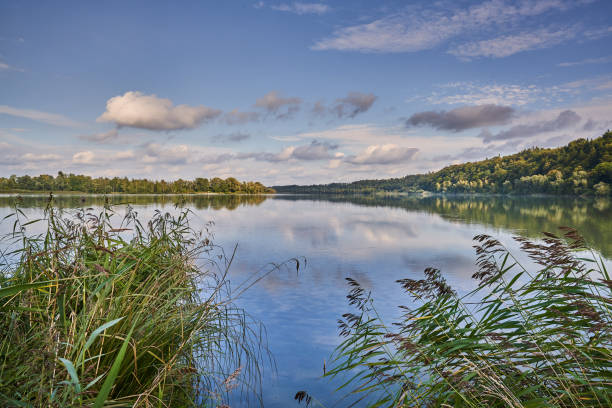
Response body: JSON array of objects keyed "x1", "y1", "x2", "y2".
[{"x1": 1, "y1": 194, "x2": 610, "y2": 406}]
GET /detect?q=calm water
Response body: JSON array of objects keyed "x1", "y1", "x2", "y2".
[{"x1": 1, "y1": 194, "x2": 610, "y2": 406}]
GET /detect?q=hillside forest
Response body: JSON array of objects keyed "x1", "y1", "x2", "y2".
[{"x1": 275, "y1": 131, "x2": 612, "y2": 196}]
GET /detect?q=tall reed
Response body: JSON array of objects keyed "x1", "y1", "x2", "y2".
[
  {"x1": 307, "y1": 227, "x2": 611, "y2": 407},
  {"x1": 0, "y1": 197, "x2": 268, "y2": 407}
]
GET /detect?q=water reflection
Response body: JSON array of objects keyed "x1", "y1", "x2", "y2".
[
  {"x1": 2, "y1": 193, "x2": 608, "y2": 257},
  {"x1": 273, "y1": 194, "x2": 612, "y2": 258},
  {"x1": 0, "y1": 193, "x2": 268, "y2": 210}
]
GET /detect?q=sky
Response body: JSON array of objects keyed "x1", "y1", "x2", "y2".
[{"x1": 1, "y1": 0, "x2": 611, "y2": 185}]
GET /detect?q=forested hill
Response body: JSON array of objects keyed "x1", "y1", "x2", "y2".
[
  {"x1": 274, "y1": 131, "x2": 612, "y2": 196},
  {"x1": 0, "y1": 174, "x2": 274, "y2": 194}
]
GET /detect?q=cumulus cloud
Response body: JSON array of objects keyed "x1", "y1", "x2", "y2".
[
  {"x1": 254, "y1": 91, "x2": 302, "y2": 119},
  {"x1": 291, "y1": 140, "x2": 337, "y2": 160},
  {"x1": 481, "y1": 110, "x2": 582, "y2": 143},
  {"x1": 449, "y1": 27, "x2": 578, "y2": 59},
  {"x1": 331, "y1": 92, "x2": 377, "y2": 118},
  {"x1": 0, "y1": 105, "x2": 81, "y2": 127},
  {"x1": 97, "y1": 91, "x2": 221, "y2": 131},
  {"x1": 223, "y1": 109, "x2": 260, "y2": 125},
  {"x1": 72, "y1": 151, "x2": 95, "y2": 164},
  {"x1": 345, "y1": 144, "x2": 418, "y2": 165},
  {"x1": 312, "y1": 0, "x2": 578, "y2": 53},
  {"x1": 407, "y1": 104, "x2": 515, "y2": 132},
  {"x1": 79, "y1": 129, "x2": 119, "y2": 143},
  {"x1": 271, "y1": 2, "x2": 330, "y2": 15}
]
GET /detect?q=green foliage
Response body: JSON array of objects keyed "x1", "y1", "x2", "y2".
[
  {"x1": 0, "y1": 173, "x2": 274, "y2": 194},
  {"x1": 276, "y1": 131, "x2": 612, "y2": 196},
  {"x1": 0, "y1": 200, "x2": 268, "y2": 407},
  {"x1": 319, "y1": 228, "x2": 612, "y2": 407}
]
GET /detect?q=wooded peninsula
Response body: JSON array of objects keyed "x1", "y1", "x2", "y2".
[{"x1": 0, "y1": 174, "x2": 274, "y2": 194}]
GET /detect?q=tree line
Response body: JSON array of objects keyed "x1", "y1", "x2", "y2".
[
  {"x1": 0, "y1": 173, "x2": 275, "y2": 194},
  {"x1": 275, "y1": 131, "x2": 612, "y2": 196}
]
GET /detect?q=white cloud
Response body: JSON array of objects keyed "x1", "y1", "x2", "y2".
[
  {"x1": 297, "y1": 123, "x2": 402, "y2": 144},
  {"x1": 0, "y1": 105, "x2": 81, "y2": 127},
  {"x1": 423, "y1": 75, "x2": 612, "y2": 109},
  {"x1": 232, "y1": 140, "x2": 337, "y2": 162},
  {"x1": 449, "y1": 27, "x2": 578, "y2": 58},
  {"x1": 425, "y1": 82, "x2": 551, "y2": 106},
  {"x1": 97, "y1": 91, "x2": 221, "y2": 131},
  {"x1": 22, "y1": 153, "x2": 61, "y2": 162},
  {"x1": 557, "y1": 55, "x2": 612, "y2": 67},
  {"x1": 312, "y1": 0, "x2": 604, "y2": 58},
  {"x1": 72, "y1": 151, "x2": 95, "y2": 164},
  {"x1": 345, "y1": 144, "x2": 418, "y2": 165},
  {"x1": 112, "y1": 150, "x2": 136, "y2": 160},
  {"x1": 141, "y1": 143, "x2": 193, "y2": 165},
  {"x1": 269, "y1": 135, "x2": 302, "y2": 142},
  {"x1": 312, "y1": 0, "x2": 575, "y2": 53},
  {"x1": 271, "y1": 2, "x2": 330, "y2": 15},
  {"x1": 291, "y1": 140, "x2": 337, "y2": 160},
  {"x1": 583, "y1": 25, "x2": 612, "y2": 40},
  {"x1": 559, "y1": 75, "x2": 612, "y2": 95}
]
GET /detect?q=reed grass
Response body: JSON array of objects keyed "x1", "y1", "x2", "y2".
[
  {"x1": 0, "y1": 196, "x2": 269, "y2": 407},
  {"x1": 309, "y1": 227, "x2": 612, "y2": 407}
]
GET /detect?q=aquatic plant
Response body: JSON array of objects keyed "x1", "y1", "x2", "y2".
[
  {"x1": 305, "y1": 227, "x2": 612, "y2": 407},
  {"x1": 0, "y1": 197, "x2": 272, "y2": 407}
]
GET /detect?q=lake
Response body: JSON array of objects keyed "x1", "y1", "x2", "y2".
[{"x1": 1, "y1": 193, "x2": 610, "y2": 407}]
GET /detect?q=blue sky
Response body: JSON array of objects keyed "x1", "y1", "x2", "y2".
[{"x1": 1, "y1": 0, "x2": 611, "y2": 184}]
